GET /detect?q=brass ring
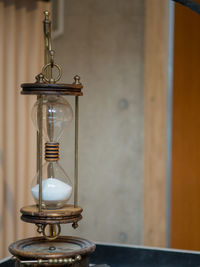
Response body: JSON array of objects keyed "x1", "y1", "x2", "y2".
[
  {"x1": 42, "y1": 63, "x2": 62, "y2": 83},
  {"x1": 42, "y1": 224, "x2": 61, "y2": 241}
]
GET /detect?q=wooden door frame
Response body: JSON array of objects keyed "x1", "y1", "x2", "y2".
[{"x1": 144, "y1": 0, "x2": 174, "y2": 247}]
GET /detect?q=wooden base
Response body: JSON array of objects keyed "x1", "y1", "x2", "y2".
[
  {"x1": 20, "y1": 205, "x2": 83, "y2": 225},
  {"x1": 9, "y1": 236, "x2": 95, "y2": 267}
]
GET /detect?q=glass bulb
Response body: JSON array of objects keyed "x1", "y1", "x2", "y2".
[
  {"x1": 31, "y1": 161, "x2": 72, "y2": 209},
  {"x1": 32, "y1": 95, "x2": 73, "y2": 142}
]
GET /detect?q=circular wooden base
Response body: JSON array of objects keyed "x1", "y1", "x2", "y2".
[
  {"x1": 20, "y1": 204, "x2": 83, "y2": 224},
  {"x1": 9, "y1": 236, "x2": 96, "y2": 267}
]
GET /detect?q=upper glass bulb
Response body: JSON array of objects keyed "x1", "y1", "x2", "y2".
[{"x1": 32, "y1": 96, "x2": 73, "y2": 142}]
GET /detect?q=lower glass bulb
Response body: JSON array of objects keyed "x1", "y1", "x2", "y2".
[{"x1": 31, "y1": 162, "x2": 72, "y2": 209}]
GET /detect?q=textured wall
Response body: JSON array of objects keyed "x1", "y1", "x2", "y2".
[{"x1": 54, "y1": 0, "x2": 144, "y2": 245}]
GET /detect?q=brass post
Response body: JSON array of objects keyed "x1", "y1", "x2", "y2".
[
  {"x1": 37, "y1": 97, "x2": 43, "y2": 212},
  {"x1": 74, "y1": 96, "x2": 79, "y2": 207}
]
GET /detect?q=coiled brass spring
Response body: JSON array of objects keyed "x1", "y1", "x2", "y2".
[{"x1": 45, "y1": 142, "x2": 59, "y2": 161}]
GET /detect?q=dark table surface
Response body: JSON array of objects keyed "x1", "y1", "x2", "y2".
[
  {"x1": 90, "y1": 243, "x2": 200, "y2": 267},
  {"x1": 1, "y1": 243, "x2": 200, "y2": 266}
]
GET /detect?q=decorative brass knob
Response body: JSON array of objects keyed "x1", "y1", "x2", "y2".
[{"x1": 73, "y1": 75, "x2": 81, "y2": 85}]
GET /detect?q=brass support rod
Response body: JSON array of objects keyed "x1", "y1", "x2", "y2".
[
  {"x1": 36, "y1": 128, "x2": 40, "y2": 184},
  {"x1": 37, "y1": 96, "x2": 43, "y2": 212},
  {"x1": 74, "y1": 96, "x2": 79, "y2": 207}
]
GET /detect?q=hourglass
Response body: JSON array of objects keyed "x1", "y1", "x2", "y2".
[
  {"x1": 8, "y1": 11, "x2": 96, "y2": 266},
  {"x1": 31, "y1": 95, "x2": 73, "y2": 209}
]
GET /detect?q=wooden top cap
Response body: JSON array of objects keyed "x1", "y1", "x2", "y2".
[{"x1": 21, "y1": 82, "x2": 83, "y2": 96}]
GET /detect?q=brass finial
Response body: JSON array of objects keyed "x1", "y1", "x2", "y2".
[
  {"x1": 72, "y1": 221, "x2": 79, "y2": 229},
  {"x1": 35, "y1": 73, "x2": 44, "y2": 83},
  {"x1": 73, "y1": 75, "x2": 81, "y2": 85}
]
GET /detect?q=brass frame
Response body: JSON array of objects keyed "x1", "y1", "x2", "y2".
[{"x1": 35, "y1": 11, "x2": 80, "y2": 230}]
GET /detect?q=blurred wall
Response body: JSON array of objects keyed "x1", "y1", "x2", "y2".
[
  {"x1": 0, "y1": 0, "x2": 50, "y2": 258},
  {"x1": 53, "y1": 0, "x2": 144, "y2": 244}
]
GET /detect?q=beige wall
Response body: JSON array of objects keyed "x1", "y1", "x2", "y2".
[{"x1": 54, "y1": 0, "x2": 144, "y2": 244}]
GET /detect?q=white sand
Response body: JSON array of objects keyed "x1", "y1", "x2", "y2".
[{"x1": 31, "y1": 178, "x2": 72, "y2": 202}]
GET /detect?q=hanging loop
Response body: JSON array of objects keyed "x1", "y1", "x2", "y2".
[{"x1": 42, "y1": 63, "x2": 62, "y2": 83}]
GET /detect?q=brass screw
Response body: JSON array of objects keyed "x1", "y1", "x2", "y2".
[
  {"x1": 48, "y1": 259, "x2": 53, "y2": 264},
  {"x1": 64, "y1": 258, "x2": 69, "y2": 263},
  {"x1": 58, "y1": 258, "x2": 63, "y2": 263},
  {"x1": 76, "y1": 255, "x2": 82, "y2": 261},
  {"x1": 68, "y1": 258, "x2": 73, "y2": 263},
  {"x1": 38, "y1": 259, "x2": 42, "y2": 265},
  {"x1": 49, "y1": 246, "x2": 56, "y2": 251}
]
